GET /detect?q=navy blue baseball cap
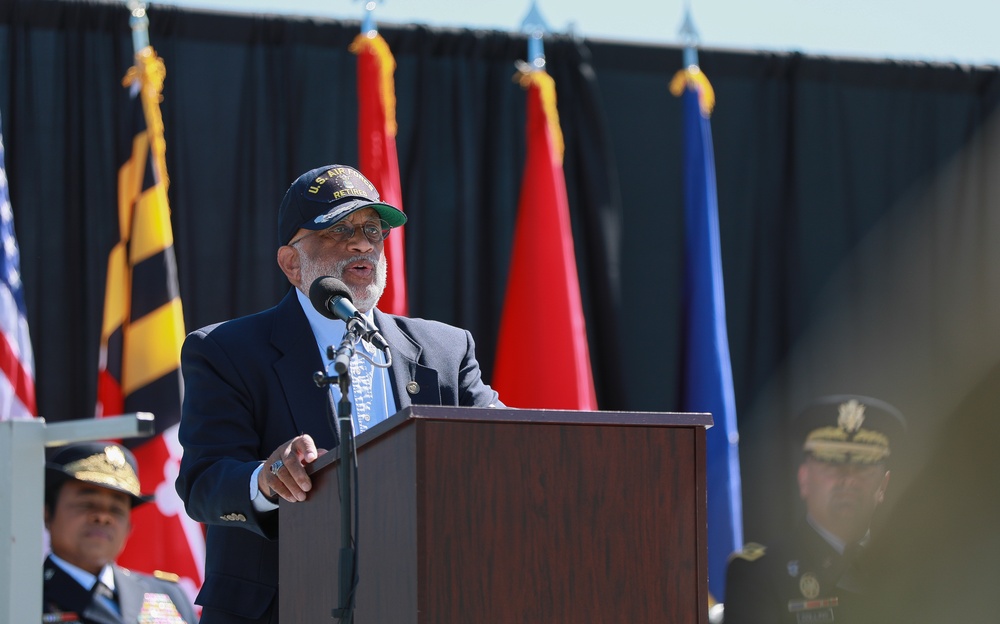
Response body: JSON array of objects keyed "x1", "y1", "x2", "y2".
[{"x1": 278, "y1": 164, "x2": 407, "y2": 246}]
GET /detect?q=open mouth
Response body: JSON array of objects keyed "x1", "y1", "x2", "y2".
[
  {"x1": 344, "y1": 261, "x2": 373, "y2": 277},
  {"x1": 338, "y1": 256, "x2": 376, "y2": 280}
]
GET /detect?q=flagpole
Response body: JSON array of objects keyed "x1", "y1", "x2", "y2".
[
  {"x1": 360, "y1": 0, "x2": 377, "y2": 34},
  {"x1": 519, "y1": 0, "x2": 551, "y2": 71},
  {"x1": 672, "y1": 4, "x2": 743, "y2": 614},
  {"x1": 678, "y1": 0, "x2": 700, "y2": 67},
  {"x1": 126, "y1": 0, "x2": 150, "y2": 53}
]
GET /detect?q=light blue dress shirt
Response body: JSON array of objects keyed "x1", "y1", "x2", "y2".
[
  {"x1": 250, "y1": 290, "x2": 397, "y2": 509},
  {"x1": 295, "y1": 288, "x2": 396, "y2": 433}
]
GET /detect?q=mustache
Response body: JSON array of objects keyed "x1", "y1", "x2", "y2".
[{"x1": 334, "y1": 254, "x2": 381, "y2": 274}]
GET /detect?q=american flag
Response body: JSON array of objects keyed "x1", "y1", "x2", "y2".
[{"x1": 0, "y1": 109, "x2": 36, "y2": 421}]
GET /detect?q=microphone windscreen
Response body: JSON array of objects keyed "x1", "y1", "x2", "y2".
[{"x1": 309, "y1": 276, "x2": 352, "y2": 320}]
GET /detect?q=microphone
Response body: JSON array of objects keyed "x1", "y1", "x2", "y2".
[{"x1": 309, "y1": 276, "x2": 390, "y2": 353}]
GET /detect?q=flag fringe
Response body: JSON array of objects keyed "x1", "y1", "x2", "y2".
[
  {"x1": 669, "y1": 66, "x2": 716, "y2": 118},
  {"x1": 350, "y1": 33, "x2": 399, "y2": 137},
  {"x1": 123, "y1": 47, "x2": 170, "y2": 192},
  {"x1": 515, "y1": 69, "x2": 565, "y2": 164}
]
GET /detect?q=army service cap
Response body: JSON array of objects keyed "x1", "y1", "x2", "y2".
[{"x1": 794, "y1": 395, "x2": 906, "y2": 465}]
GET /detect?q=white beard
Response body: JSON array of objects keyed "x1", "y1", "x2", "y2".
[{"x1": 298, "y1": 252, "x2": 387, "y2": 313}]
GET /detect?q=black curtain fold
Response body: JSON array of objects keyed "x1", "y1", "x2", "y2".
[{"x1": 3, "y1": 1, "x2": 1000, "y2": 575}]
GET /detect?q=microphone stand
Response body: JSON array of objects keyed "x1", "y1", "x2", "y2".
[
  {"x1": 313, "y1": 324, "x2": 391, "y2": 624},
  {"x1": 320, "y1": 329, "x2": 360, "y2": 623},
  {"x1": 331, "y1": 372, "x2": 357, "y2": 624}
]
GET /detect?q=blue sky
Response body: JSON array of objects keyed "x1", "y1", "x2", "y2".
[{"x1": 159, "y1": 0, "x2": 999, "y2": 66}]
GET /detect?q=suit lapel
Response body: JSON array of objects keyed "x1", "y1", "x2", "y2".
[
  {"x1": 374, "y1": 310, "x2": 441, "y2": 407},
  {"x1": 271, "y1": 289, "x2": 339, "y2": 449},
  {"x1": 374, "y1": 308, "x2": 418, "y2": 411},
  {"x1": 265, "y1": 297, "x2": 449, "y2": 443},
  {"x1": 43, "y1": 558, "x2": 94, "y2": 621},
  {"x1": 114, "y1": 565, "x2": 142, "y2": 622},
  {"x1": 82, "y1": 599, "x2": 121, "y2": 624}
]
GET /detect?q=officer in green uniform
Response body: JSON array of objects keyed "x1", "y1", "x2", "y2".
[{"x1": 723, "y1": 395, "x2": 906, "y2": 624}]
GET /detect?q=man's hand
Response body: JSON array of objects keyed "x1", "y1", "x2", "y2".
[{"x1": 258, "y1": 434, "x2": 327, "y2": 503}]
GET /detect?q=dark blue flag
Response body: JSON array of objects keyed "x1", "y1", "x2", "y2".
[{"x1": 671, "y1": 65, "x2": 743, "y2": 604}]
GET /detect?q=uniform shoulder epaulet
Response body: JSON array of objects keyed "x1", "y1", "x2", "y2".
[
  {"x1": 153, "y1": 570, "x2": 181, "y2": 583},
  {"x1": 730, "y1": 542, "x2": 767, "y2": 562}
]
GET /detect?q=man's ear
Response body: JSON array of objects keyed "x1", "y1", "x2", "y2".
[
  {"x1": 277, "y1": 245, "x2": 301, "y2": 286},
  {"x1": 875, "y1": 469, "x2": 891, "y2": 504},
  {"x1": 797, "y1": 462, "x2": 810, "y2": 499}
]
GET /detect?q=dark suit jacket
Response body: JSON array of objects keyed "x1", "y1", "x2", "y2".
[
  {"x1": 42, "y1": 556, "x2": 199, "y2": 624},
  {"x1": 175, "y1": 289, "x2": 502, "y2": 623},
  {"x1": 723, "y1": 521, "x2": 869, "y2": 624}
]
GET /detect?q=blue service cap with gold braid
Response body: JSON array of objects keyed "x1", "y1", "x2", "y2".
[
  {"x1": 278, "y1": 164, "x2": 406, "y2": 246},
  {"x1": 794, "y1": 395, "x2": 906, "y2": 465},
  {"x1": 45, "y1": 442, "x2": 153, "y2": 507}
]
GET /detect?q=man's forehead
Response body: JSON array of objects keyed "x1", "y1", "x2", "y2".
[
  {"x1": 63, "y1": 480, "x2": 131, "y2": 502},
  {"x1": 806, "y1": 457, "x2": 885, "y2": 472}
]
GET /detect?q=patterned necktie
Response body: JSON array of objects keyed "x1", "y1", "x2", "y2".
[{"x1": 350, "y1": 338, "x2": 376, "y2": 433}]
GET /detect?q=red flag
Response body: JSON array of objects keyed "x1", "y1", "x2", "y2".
[
  {"x1": 0, "y1": 110, "x2": 36, "y2": 421},
  {"x1": 493, "y1": 70, "x2": 597, "y2": 410},
  {"x1": 97, "y1": 47, "x2": 204, "y2": 601},
  {"x1": 351, "y1": 32, "x2": 408, "y2": 315}
]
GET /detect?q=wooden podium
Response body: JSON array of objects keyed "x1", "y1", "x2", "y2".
[{"x1": 279, "y1": 406, "x2": 710, "y2": 623}]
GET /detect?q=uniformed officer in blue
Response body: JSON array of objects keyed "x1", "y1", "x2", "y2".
[
  {"x1": 43, "y1": 442, "x2": 199, "y2": 623},
  {"x1": 723, "y1": 395, "x2": 906, "y2": 624}
]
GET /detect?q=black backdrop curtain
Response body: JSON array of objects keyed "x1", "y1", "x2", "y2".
[{"x1": 4, "y1": 0, "x2": 1000, "y2": 580}]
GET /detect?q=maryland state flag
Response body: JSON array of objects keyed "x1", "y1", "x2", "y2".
[
  {"x1": 350, "y1": 32, "x2": 408, "y2": 315},
  {"x1": 493, "y1": 70, "x2": 597, "y2": 410},
  {"x1": 96, "y1": 47, "x2": 204, "y2": 600}
]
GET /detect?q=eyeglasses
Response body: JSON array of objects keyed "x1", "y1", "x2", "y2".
[{"x1": 289, "y1": 218, "x2": 392, "y2": 246}]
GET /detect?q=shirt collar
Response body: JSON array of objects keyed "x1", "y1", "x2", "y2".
[
  {"x1": 294, "y1": 288, "x2": 380, "y2": 362},
  {"x1": 295, "y1": 286, "x2": 377, "y2": 324},
  {"x1": 806, "y1": 514, "x2": 871, "y2": 555},
  {"x1": 49, "y1": 553, "x2": 115, "y2": 592}
]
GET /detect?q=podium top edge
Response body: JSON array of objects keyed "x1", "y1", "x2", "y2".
[
  {"x1": 305, "y1": 406, "x2": 713, "y2": 475},
  {"x1": 394, "y1": 405, "x2": 713, "y2": 428}
]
